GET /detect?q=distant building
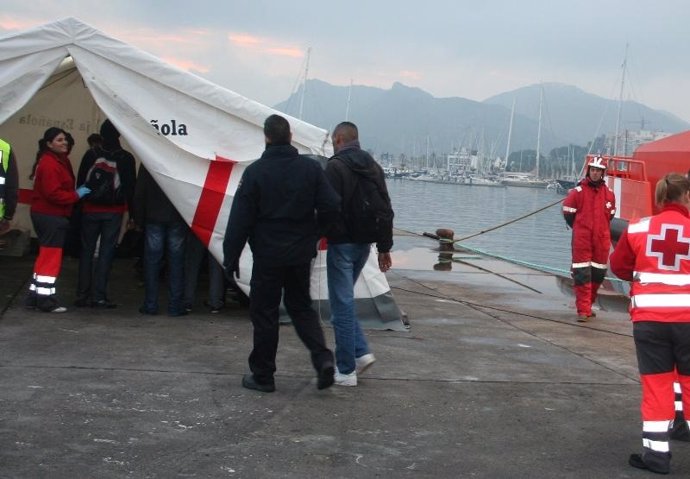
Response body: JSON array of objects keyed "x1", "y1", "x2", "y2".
[{"x1": 606, "y1": 129, "x2": 672, "y2": 156}]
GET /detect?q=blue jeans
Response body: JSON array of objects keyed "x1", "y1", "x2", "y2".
[
  {"x1": 327, "y1": 242, "x2": 372, "y2": 374},
  {"x1": 142, "y1": 221, "x2": 186, "y2": 315},
  {"x1": 77, "y1": 212, "x2": 122, "y2": 302}
]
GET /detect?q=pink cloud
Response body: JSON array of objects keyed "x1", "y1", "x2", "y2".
[
  {"x1": 162, "y1": 56, "x2": 210, "y2": 74},
  {"x1": 229, "y1": 34, "x2": 262, "y2": 46},
  {"x1": 265, "y1": 47, "x2": 303, "y2": 58},
  {"x1": 228, "y1": 32, "x2": 304, "y2": 58}
]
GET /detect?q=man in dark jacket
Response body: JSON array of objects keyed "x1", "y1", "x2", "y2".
[
  {"x1": 134, "y1": 164, "x2": 187, "y2": 317},
  {"x1": 223, "y1": 114, "x2": 340, "y2": 392},
  {"x1": 324, "y1": 121, "x2": 394, "y2": 386},
  {"x1": 75, "y1": 119, "x2": 137, "y2": 308}
]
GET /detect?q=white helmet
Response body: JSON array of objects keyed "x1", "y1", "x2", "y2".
[{"x1": 587, "y1": 156, "x2": 607, "y2": 170}]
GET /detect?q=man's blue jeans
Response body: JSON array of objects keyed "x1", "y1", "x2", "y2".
[
  {"x1": 327, "y1": 242, "x2": 372, "y2": 375},
  {"x1": 77, "y1": 212, "x2": 122, "y2": 303},
  {"x1": 142, "y1": 221, "x2": 186, "y2": 315}
]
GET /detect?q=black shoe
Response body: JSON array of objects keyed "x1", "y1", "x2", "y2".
[
  {"x1": 92, "y1": 299, "x2": 117, "y2": 309},
  {"x1": 168, "y1": 310, "x2": 188, "y2": 317},
  {"x1": 37, "y1": 296, "x2": 67, "y2": 313},
  {"x1": 628, "y1": 453, "x2": 670, "y2": 475},
  {"x1": 242, "y1": 374, "x2": 275, "y2": 393},
  {"x1": 138, "y1": 306, "x2": 158, "y2": 315},
  {"x1": 670, "y1": 421, "x2": 690, "y2": 442},
  {"x1": 317, "y1": 361, "x2": 335, "y2": 390}
]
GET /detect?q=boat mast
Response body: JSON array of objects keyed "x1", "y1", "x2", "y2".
[
  {"x1": 426, "y1": 135, "x2": 430, "y2": 169},
  {"x1": 536, "y1": 85, "x2": 543, "y2": 178},
  {"x1": 298, "y1": 47, "x2": 311, "y2": 120},
  {"x1": 613, "y1": 43, "x2": 628, "y2": 156},
  {"x1": 345, "y1": 78, "x2": 353, "y2": 121},
  {"x1": 504, "y1": 97, "x2": 515, "y2": 170}
]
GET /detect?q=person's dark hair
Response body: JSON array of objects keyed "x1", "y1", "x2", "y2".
[
  {"x1": 333, "y1": 121, "x2": 358, "y2": 142},
  {"x1": 87, "y1": 133, "x2": 103, "y2": 149},
  {"x1": 655, "y1": 173, "x2": 690, "y2": 208},
  {"x1": 65, "y1": 132, "x2": 75, "y2": 154},
  {"x1": 263, "y1": 114, "x2": 291, "y2": 145},
  {"x1": 30, "y1": 127, "x2": 67, "y2": 180}
]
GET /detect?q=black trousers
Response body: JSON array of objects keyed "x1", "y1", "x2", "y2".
[{"x1": 248, "y1": 261, "x2": 332, "y2": 383}]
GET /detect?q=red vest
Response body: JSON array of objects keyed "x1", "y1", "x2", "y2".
[{"x1": 625, "y1": 205, "x2": 690, "y2": 322}]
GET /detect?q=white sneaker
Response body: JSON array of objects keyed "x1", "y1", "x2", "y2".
[
  {"x1": 334, "y1": 368, "x2": 357, "y2": 387},
  {"x1": 355, "y1": 353, "x2": 376, "y2": 375}
]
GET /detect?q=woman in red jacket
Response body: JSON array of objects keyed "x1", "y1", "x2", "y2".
[
  {"x1": 27, "y1": 127, "x2": 90, "y2": 313},
  {"x1": 610, "y1": 173, "x2": 690, "y2": 474}
]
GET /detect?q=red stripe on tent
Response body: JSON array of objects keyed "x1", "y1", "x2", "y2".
[{"x1": 191, "y1": 156, "x2": 236, "y2": 247}]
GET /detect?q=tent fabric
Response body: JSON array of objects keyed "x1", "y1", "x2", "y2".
[{"x1": 0, "y1": 17, "x2": 405, "y2": 330}]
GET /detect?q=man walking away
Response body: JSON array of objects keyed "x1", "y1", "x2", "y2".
[
  {"x1": 223, "y1": 114, "x2": 341, "y2": 392},
  {"x1": 324, "y1": 121, "x2": 394, "y2": 386}
]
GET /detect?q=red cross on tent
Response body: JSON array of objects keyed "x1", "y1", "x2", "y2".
[{"x1": 647, "y1": 224, "x2": 690, "y2": 271}]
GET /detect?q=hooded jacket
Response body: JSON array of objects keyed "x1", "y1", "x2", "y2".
[
  {"x1": 76, "y1": 120, "x2": 137, "y2": 216},
  {"x1": 324, "y1": 141, "x2": 394, "y2": 253}
]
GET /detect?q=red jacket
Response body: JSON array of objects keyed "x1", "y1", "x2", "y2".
[
  {"x1": 30, "y1": 151, "x2": 79, "y2": 217},
  {"x1": 609, "y1": 203, "x2": 690, "y2": 323},
  {"x1": 562, "y1": 177, "x2": 616, "y2": 265}
]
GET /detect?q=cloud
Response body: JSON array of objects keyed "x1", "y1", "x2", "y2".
[
  {"x1": 161, "y1": 56, "x2": 210, "y2": 74},
  {"x1": 228, "y1": 32, "x2": 304, "y2": 58}
]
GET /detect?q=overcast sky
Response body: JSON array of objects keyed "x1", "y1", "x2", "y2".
[{"x1": 2, "y1": 1, "x2": 689, "y2": 123}]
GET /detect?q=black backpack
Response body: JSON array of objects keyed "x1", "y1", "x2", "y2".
[
  {"x1": 341, "y1": 163, "x2": 393, "y2": 244},
  {"x1": 84, "y1": 149, "x2": 124, "y2": 205}
]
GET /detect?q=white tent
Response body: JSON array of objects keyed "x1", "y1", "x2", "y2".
[{"x1": 0, "y1": 17, "x2": 405, "y2": 330}]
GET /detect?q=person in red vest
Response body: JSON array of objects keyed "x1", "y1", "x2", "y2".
[
  {"x1": 562, "y1": 156, "x2": 616, "y2": 321},
  {"x1": 26, "y1": 128, "x2": 90, "y2": 313},
  {"x1": 610, "y1": 172, "x2": 690, "y2": 474}
]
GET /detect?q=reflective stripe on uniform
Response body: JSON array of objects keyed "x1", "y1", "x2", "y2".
[
  {"x1": 563, "y1": 206, "x2": 577, "y2": 213},
  {"x1": 628, "y1": 218, "x2": 651, "y2": 234},
  {"x1": 643, "y1": 438, "x2": 670, "y2": 453},
  {"x1": 643, "y1": 420, "x2": 671, "y2": 433},
  {"x1": 635, "y1": 272, "x2": 690, "y2": 286},
  {"x1": 34, "y1": 274, "x2": 57, "y2": 284},
  {"x1": 591, "y1": 262, "x2": 607, "y2": 269},
  {"x1": 572, "y1": 261, "x2": 591, "y2": 268},
  {"x1": 631, "y1": 294, "x2": 690, "y2": 308}
]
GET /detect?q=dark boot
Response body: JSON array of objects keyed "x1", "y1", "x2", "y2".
[
  {"x1": 670, "y1": 419, "x2": 690, "y2": 442},
  {"x1": 629, "y1": 452, "x2": 671, "y2": 475}
]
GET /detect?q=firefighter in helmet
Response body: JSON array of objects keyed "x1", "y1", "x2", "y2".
[{"x1": 562, "y1": 156, "x2": 616, "y2": 321}]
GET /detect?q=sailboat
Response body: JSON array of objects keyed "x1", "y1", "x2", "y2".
[{"x1": 501, "y1": 87, "x2": 550, "y2": 188}]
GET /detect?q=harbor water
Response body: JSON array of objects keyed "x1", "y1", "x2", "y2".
[{"x1": 386, "y1": 179, "x2": 572, "y2": 275}]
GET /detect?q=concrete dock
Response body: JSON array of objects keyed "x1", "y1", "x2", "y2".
[{"x1": 1, "y1": 232, "x2": 688, "y2": 478}]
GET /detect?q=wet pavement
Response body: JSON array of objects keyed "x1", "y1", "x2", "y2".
[{"x1": 1, "y1": 233, "x2": 689, "y2": 478}]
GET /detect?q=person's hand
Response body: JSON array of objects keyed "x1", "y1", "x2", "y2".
[
  {"x1": 76, "y1": 185, "x2": 91, "y2": 198},
  {"x1": 378, "y1": 252, "x2": 392, "y2": 272},
  {"x1": 225, "y1": 258, "x2": 240, "y2": 280},
  {"x1": 0, "y1": 218, "x2": 10, "y2": 236}
]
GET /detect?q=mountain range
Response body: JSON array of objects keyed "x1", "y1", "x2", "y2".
[{"x1": 274, "y1": 80, "x2": 689, "y2": 159}]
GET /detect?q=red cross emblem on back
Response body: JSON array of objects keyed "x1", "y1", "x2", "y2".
[{"x1": 647, "y1": 224, "x2": 690, "y2": 271}]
